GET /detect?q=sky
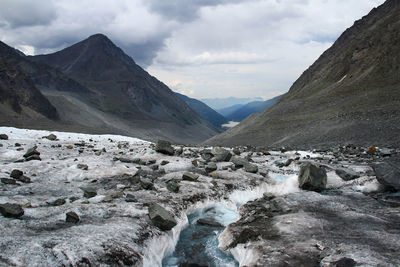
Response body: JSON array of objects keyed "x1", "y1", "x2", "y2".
[{"x1": 0, "y1": 0, "x2": 385, "y2": 100}]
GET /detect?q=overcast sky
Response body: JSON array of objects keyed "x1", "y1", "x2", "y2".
[{"x1": 0, "y1": 0, "x2": 385, "y2": 100}]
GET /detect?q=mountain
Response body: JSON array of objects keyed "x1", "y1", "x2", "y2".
[
  {"x1": 205, "y1": 0, "x2": 400, "y2": 148},
  {"x1": 176, "y1": 92, "x2": 228, "y2": 129},
  {"x1": 216, "y1": 104, "x2": 244, "y2": 117},
  {"x1": 27, "y1": 34, "x2": 218, "y2": 143},
  {"x1": 201, "y1": 96, "x2": 263, "y2": 110},
  {"x1": 219, "y1": 95, "x2": 282, "y2": 122}
]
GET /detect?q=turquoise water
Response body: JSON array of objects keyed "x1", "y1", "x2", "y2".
[{"x1": 162, "y1": 204, "x2": 239, "y2": 267}]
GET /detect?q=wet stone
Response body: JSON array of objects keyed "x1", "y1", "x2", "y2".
[
  {"x1": 0, "y1": 134, "x2": 8, "y2": 140},
  {"x1": 148, "y1": 203, "x2": 177, "y2": 231}
]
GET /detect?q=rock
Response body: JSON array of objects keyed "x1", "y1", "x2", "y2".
[
  {"x1": 50, "y1": 198, "x2": 66, "y2": 206},
  {"x1": 244, "y1": 163, "x2": 258, "y2": 173},
  {"x1": 0, "y1": 203, "x2": 24, "y2": 218},
  {"x1": 23, "y1": 146, "x2": 40, "y2": 158},
  {"x1": 367, "y1": 145, "x2": 376, "y2": 155},
  {"x1": 16, "y1": 175, "x2": 31, "y2": 183},
  {"x1": 196, "y1": 217, "x2": 223, "y2": 227},
  {"x1": 66, "y1": 145, "x2": 73, "y2": 149},
  {"x1": 66, "y1": 211, "x2": 80, "y2": 223},
  {"x1": 379, "y1": 148, "x2": 392, "y2": 157},
  {"x1": 81, "y1": 187, "x2": 97, "y2": 198},
  {"x1": 372, "y1": 161, "x2": 400, "y2": 191},
  {"x1": 335, "y1": 168, "x2": 360, "y2": 181},
  {"x1": 191, "y1": 159, "x2": 198, "y2": 167},
  {"x1": 148, "y1": 203, "x2": 177, "y2": 231},
  {"x1": 232, "y1": 148, "x2": 241, "y2": 155},
  {"x1": 140, "y1": 178, "x2": 154, "y2": 190},
  {"x1": 263, "y1": 150, "x2": 271, "y2": 156},
  {"x1": 231, "y1": 157, "x2": 248, "y2": 168},
  {"x1": 25, "y1": 154, "x2": 41, "y2": 161},
  {"x1": 10, "y1": 169, "x2": 23, "y2": 179},
  {"x1": 0, "y1": 134, "x2": 9, "y2": 140},
  {"x1": 166, "y1": 180, "x2": 180, "y2": 193},
  {"x1": 161, "y1": 160, "x2": 170, "y2": 166},
  {"x1": 43, "y1": 134, "x2": 57, "y2": 141},
  {"x1": 125, "y1": 194, "x2": 137, "y2": 202},
  {"x1": 333, "y1": 257, "x2": 357, "y2": 267},
  {"x1": 298, "y1": 163, "x2": 327, "y2": 192},
  {"x1": 275, "y1": 158, "x2": 293, "y2": 168},
  {"x1": 119, "y1": 157, "x2": 141, "y2": 164},
  {"x1": 182, "y1": 172, "x2": 200, "y2": 182},
  {"x1": 77, "y1": 164, "x2": 88, "y2": 170},
  {"x1": 155, "y1": 140, "x2": 174, "y2": 155},
  {"x1": 1, "y1": 178, "x2": 18, "y2": 185},
  {"x1": 205, "y1": 163, "x2": 217, "y2": 173},
  {"x1": 200, "y1": 149, "x2": 213, "y2": 161},
  {"x1": 175, "y1": 146, "x2": 183, "y2": 156},
  {"x1": 211, "y1": 147, "x2": 232, "y2": 162}
]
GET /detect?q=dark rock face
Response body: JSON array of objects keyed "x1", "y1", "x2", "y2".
[
  {"x1": 205, "y1": 0, "x2": 400, "y2": 148},
  {"x1": 0, "y1": 203, "x2": 24, "y2": 218},
  {"x1": 335, "y1": 168, "x2": 360, "y2": 181},
  {"x1": 155, "y1": 140, "x2": 174, "y2": 155},
  {"x1": 148, "y1": 203, "x2": 177, "y2": 231},
  {"x1": 298, "y1": 163, "x2": 327, "y2": 191},
  {"x1": 372, "y1": 161, "x2": 400, "y2": 191},
  {"x1": 66, "y1": 211, "x2": 80, "y2": 223}
]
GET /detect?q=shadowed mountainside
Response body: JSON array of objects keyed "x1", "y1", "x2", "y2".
[{"x1": 206, "y1": 0, "x2": 400, "y2": 148}]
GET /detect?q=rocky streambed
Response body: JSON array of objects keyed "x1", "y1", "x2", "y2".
[{"x1": 0, "y1": 127, "x2": 399, "y2": 266}]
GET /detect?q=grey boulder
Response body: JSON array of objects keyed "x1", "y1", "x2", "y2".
[
  {"x1": 372, "y1": 161, "x2": 400, "y2": 191},
  {"x1": 335, "y1": 168, "x2": 360, "y2": 181},
  {"x1": 211, "y1": 147, "x2": 232, "y2": 162},
  {"x1": 155, "y1": 140, "x2": 174, "y2": 155},
  {"x1": 298, "y1": 163, "x2": 327, "y2": 192},
  {"x1": 182, "y1": 172, "x2": 199, "y2": 181},
  {"x1": 0, "y1": 203, "x2": 24, "y2": 218},
  {"x1": 148, "y1": 203, "x2": 177, "y2": 231}
]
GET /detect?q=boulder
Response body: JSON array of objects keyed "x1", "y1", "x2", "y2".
[
  {"x1": 335, "y1": 168, "x2": 360, "y2": 181},
  {"x1": 10, "y1": 169, "x2": 23, "y2": 179},
  {"x1": 81, "y1": 187, "x2": 97, "y2": 198},
  {"x1": 23, "y1": 146, "x2": 40, "y2": 158},
  {"x1": 166, "y1": 180, "x2": 180, "y2": 193},
  {"x1": 77, "y1": 164, "x2": 89, "y2": 170},
  {"x1": 119, "y1": 157, "x2": 141, "y2": 164},
  {"x1": 244, "y1": 162, "x2": 258, "y2": 173},
  {"x1": 298, "y1": 163, "x2": 327, "y2": 192},
  {"x1": 43, "y1": 134, "x2": 57, "y2": 141},
  {"x1": 155, "y1": 140, "x2": 174, "y2": 155},
  {"x1": 197, "y1": 217, "x2": 223, "y2": 227},
  {"x1": 0, "y1": 203, "x2": 24, "y2": 218},
  {"x1": 0, "y1": 134, "x2": 8, "y2": 140},
  {"x1": 50, "y1": 198, "x2": 66, "y2": 206},
  {"x1": 148, "y1": 203, "x2": 177, "y2": 231},
  {"x1": 205, "y1": 163, "x2": 217, "y2": 173},
  {"x1": 66, "y1": 211, "x2": 80, "y2": 223},
  {"x1": 16, "y1": 175, "x2": 31, "y2": 183},
  {"x1": 333, "y1": 257, "x2": 357, "y2": 267},
  {"x1": 231, "y1": 157, "x2": 248, "y2": 168},
  {"x1": 140, "y1": 178, "x2": 154, "y2": 190},
  {"x1": 182, "y1": 172, "x2": 200, "y2": 181},
  {"x1": 372, "y1": 161, "x2": 400, "y2": 191},
  {"x1": 25, "y1": 154, "x2": 41, "y2": 161},
  {"x1": 1, "y1": 178, "x2": 18, "y2": 185},
  {"x1": 275, "y1": 158, "x2": 294, "y2": 168},
  {"x1": 160, "y1": 160, "x2": 170, "y2": 166},
  {"x1": 200, "y1": 149, "x2": 213, "y2": 161},
  {"x1": 125, "y1": 194, "x2": 137, "y2": 202},
  {"x1": 211, "y1": 147, "x2": 232, "y2": 162}
]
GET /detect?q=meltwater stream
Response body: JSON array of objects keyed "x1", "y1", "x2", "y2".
[{"x1": 162, "y1": 203, "x2": 239, "y2": 267}]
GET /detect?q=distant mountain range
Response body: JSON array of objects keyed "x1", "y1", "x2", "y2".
[
  {"x1": 217, "y1": 95, "x2": 282, "y2": 122},
  {"x1": 200, "y1": 96, "x2": 263, "y2": 110},
  {"x1": 0, "y1": 34, "x2": 218, "y2": 143},
  {"x1": 206, "y1": 0, "x2": 400, "y2": 148}
]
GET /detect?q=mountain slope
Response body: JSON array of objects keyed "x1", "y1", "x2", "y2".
[
  {"x1": 201, "y1": 97, "x2": 263, "y2": 110},
  {"x1": 176, "y1": 92, "x2": 228, "y2": 129},
  {"x1": 223, "y1": 95, "x2": 282, "y2": 122},
  {"x1": 31, "y1": 34, "x2": 218, "y2": 143},
  {"x1": 205, "y1": 0, "x2": 400, "y2": 148}
]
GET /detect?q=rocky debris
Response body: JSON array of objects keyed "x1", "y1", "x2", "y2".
[
  {"x1": 211, "y1": 147, "x2": 232, "y2": 162},
  {"x1": 298, "y1": 162, "x2": 327, "y2": 191},
  {"x1": 335, "y1": 168, "x2": 360, "y2": 181},
  {"x1": 166, "y1": 180, "x2": 180, "y2": 193},
  {"x1": 77, "y1": 164, "x2": 89, "y2": 170},
  {"x1": 155, "y1": 140, "x2": 174, "y2": 155},
  {"x1": 66, "y1": 211, "x2": 80, "y2": 223},
  {"x1": 182, "y1": 172, "x2": 200, "y2": 182},
  {"x1": 50, "y1": 198, "x2": 66, "y2": 206},
  {"x1": 43, "y1": 134, "x2": 57, "y2": 141},
  {"x1": 1, "y1": 178, "x2": 18, "y2": 185},
  {"x1": 231, "y1": 157, "x2": 248, "y2": 168},
  {"x1": 0, "y1": 203, "x2": 24, "y2": 218},
  {"x1": 205, "y1": 163, "x2": 217, "y2": 173},
  {"x1": 81, "y1": 187, "x2": 97, "y2": 198},
  {"x1": 275, "y1": 158, "x2": 293, "y2": 168},
  {"x1": 10, "y1": 169, "x2": 31, "y2": 183},
  {"x1": 148, "y1": 203, "x2": 177, "y2": 231},
  {"x1": 372, "y1": 161, "x2": 400, "y2": 191},
  {"x1": 244, "y1": 162, "x2": 258, "y2": 173}
]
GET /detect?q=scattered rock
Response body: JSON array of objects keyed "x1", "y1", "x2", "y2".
[
  {"x1": 161, "y1": 160, "x2": 170, "y2": 166},
  {"x1": 43, "y1": 134, "x2": 57, "y2": 141},
  {"x1": 175, "y1": 146, "x2": 183, "y2": 156},
  {"x1": 205, "y1": 163, "x2": 217, "y2": 173},
  {"x1": 50, "y1": 198, "x2": 66, "y2": 206},
  {"x1": 211, "y1": 147, "x2": 232, "y2": 162},
  {"x1": 379, "y1": 148, "x2": 392, "y2": 157},
  {"x1": 155, "y1": 140, "x2": 174, "y2": 155},
  {"x1": 263, "y1": 150, "x2": 271, "y2": 156},
  {"x1": 0, "y1": 134, "x2": 8, "y2": 140},
  {"x1": 166, "y1": 180, "x2": 180, "y2": 193},
  {"x1": 10, "y1": 169, "x2": 23, "y2": 179},
  {"x1": 244, "y1": 163, "x2": 258, "y2": 173},
  {"x1": 81, "y1": 187, "x2": 97, "y2": 198},
  {"x1": 182, "y1": 172, "x2": 200, "y2": 182},
  {"x1": 148, "y1": 203, "x2": 177, "y2": 231},
  {"x1": 23, "y1": 146, "x2": 40, "y2": 158},
  {"x1": 1, "y1": 178, "x2": 18, "y2": 185},
  {"x1": 77, "y1": 164, "x2": 89, "y2": 170},
  {"x1": 335, "y1": 168, "x2": 360, "y2": 181},
  {"x1": 0, "y1": 203, "x2": 24, "y2": 218},
  {"x1": 66, "y1": 211, "x2": 80, "y2": 223},
  {"x1": 298, "y1": 162, "x2": 327, "y2": 192},
  {"x1": 372, "y1": 161, "x2": 400, "y2": 191}
]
